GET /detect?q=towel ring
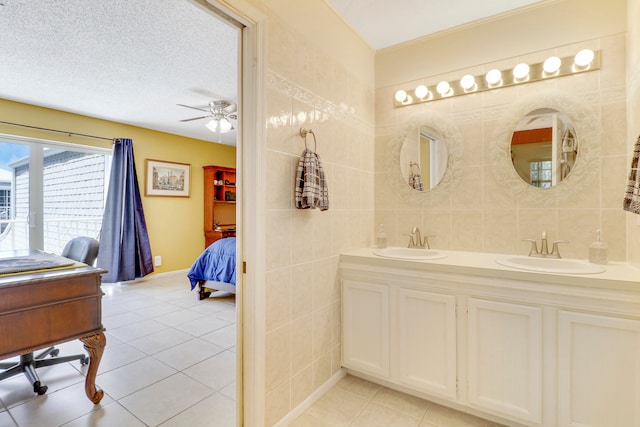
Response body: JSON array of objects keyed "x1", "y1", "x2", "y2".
[{"x1": 300, "y1": 128, "x2": 317, "y2": 152}]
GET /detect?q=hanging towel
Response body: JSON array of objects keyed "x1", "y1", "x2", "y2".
[
  {"x1": 295, "y1": 148, "x2": 329, "y2": 210},
  {"x1": 409, "y1": 172, "x2": 424, "y2": 191},
  {"x1": 623, "y1": 135, "x2": 640, "y2": 215}
]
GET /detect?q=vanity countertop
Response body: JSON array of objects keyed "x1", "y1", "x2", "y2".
[{"x1": 341, "y1": 247, "x2": 640, "y2": 291}]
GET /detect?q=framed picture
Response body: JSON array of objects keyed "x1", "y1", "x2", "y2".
[{"x1": 145, "y1": 159, "x2": 191, "y2": 197}]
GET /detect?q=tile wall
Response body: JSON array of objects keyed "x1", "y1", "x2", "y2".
[
  {"x1": 262, "y1": 8, "x2": 375, "y2": 427},
  {"x1": 627, "y1": 0, "x2": 640, "y2": 266},
  {"x1": 376, "y1": 34, "x2": 628, "y2": 261}
]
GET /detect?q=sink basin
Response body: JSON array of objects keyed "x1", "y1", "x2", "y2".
[
  {"x1": 373, "y1": 247, "x2": 447, "y2": 260},
  {"x1": 496, "y1": 256, "x2": 605, "y2": 274}
]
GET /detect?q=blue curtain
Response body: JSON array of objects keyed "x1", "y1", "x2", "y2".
[{"x1": 97, "y1": 138, "x2": 153, "y2": 282}]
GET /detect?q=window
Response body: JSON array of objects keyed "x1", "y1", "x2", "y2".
[
  {"x1": 0, "y1": 136, "x2": 111, "y2": 252},
  {"x1": 529, "y1": 160, "x2": 552, "y2": 188}
]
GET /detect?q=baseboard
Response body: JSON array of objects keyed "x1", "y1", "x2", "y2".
[
  {"x1": 111, "y1": 268, "x2": 190, "y2": 285},
  {"x1": 273, "y1": 368, "x2": 347, "y2": 427}
]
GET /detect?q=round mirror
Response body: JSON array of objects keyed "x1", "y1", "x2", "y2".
[
  {"x1": 510, "y1": 108, "x2": 577, "y2": 188},
  {"x1": 400, "y1": 126, "x2": 448, "y2": 191}
]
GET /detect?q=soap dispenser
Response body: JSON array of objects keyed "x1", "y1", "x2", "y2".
[
  {"x1": 588, "y1": 230, "x2": 608, "y2": 265},
  {"x1": 376, "y1": 224, "x2": 387, "y2": 248}
]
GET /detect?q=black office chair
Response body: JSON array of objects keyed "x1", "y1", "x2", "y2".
[{"x1": 0, "y1": 237, "x2": 100, "y2": 395}]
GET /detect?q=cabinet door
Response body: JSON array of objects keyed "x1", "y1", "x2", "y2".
[
  {"x1": 467, "y1": 298, "x2": 542, "y2": 424},
  {"x1": 342, "y1": 280, "x2": 389, "y2": 378},
  {"x1": 558, "y1": 311, "x2": 640, "y2": 427},
  {"x1": 397, "y1": 288, "x2": 457, "y2": 399}
]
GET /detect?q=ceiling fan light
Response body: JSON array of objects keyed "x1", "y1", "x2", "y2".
[
  {"x1": 205, "y1": 119, "x2": 219, "y2": 132},
  {"x1": 219, "y1": 118, "x2": 233, "y2": 133}
]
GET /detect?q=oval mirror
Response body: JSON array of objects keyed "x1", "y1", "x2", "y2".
[
  {"x1": 400, "y1": 125, "x2": 448, "y2": 191},
  {"x1": 510, "y1": 108, "x2": 577, "y2": 188}
]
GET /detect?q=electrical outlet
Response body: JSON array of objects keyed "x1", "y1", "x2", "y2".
[{"x1": 154, "y1": 255, "x2": 162, "y2": 266}]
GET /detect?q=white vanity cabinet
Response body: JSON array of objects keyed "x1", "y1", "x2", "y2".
[
  {"x1": 342, "y1": 280, "x2": 390, "y2": 378},
  {"x1": 340, "y1": 248, "x2": 640, "y2": 427},
  {"x1": 395, "y1": 288, "x2": 457, "y2": 399},
  {"x1": 557, "y1": 311, "x2": 640, "y2": 427},
  {"x1": 467, "y1": 298, "x2": 542, "y2": 424}
]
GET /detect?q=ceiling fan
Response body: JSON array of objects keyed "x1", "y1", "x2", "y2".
[{"x1": 177, "y1": 100, "x2": 237, "y2": 133}]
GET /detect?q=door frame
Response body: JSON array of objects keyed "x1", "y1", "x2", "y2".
[{"x1": 196, "y1": 0, "x2": 266, "y2": 425}]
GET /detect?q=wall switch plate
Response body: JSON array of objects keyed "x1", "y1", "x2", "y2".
[{"x1": 154, "y1": 255, "x2": 162, "y2": 266}]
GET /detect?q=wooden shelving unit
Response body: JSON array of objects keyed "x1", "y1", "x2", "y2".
[{"x1": 203, "y1": 165, "x2": 236, "y2": 248}]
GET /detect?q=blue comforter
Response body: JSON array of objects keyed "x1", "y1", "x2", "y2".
[{"x1": 188, "y1": 237, "x2": 236, "y2": 289}]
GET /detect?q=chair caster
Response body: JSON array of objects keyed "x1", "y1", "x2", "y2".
[
  {"x1": 50, "y1": 349, "x2": 60, "y2": 357},
  {"x1": 33, "y1": 381, "x2": 48, "y2": 395},
  {"x1": 81, "y1": 356, "x2": 89, "y2": 366}
]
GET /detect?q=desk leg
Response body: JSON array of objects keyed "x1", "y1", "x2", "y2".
[{"x1": 80, "y1": 332, "x2": 106, "y2": 404}]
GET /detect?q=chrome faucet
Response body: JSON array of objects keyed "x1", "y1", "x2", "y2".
[
  {"x1": 406, "y1": 227, "x2": 433, "y2": 249},
  {"x1": 523, "y1": 231, "x2": 568, "y2": 259}
]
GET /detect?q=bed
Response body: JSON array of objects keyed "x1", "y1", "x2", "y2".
[{"x1": 187, "y1": 237, "x2": 236, "y2": 300}]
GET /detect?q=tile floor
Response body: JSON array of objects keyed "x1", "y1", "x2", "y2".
[
  {"x1": 0, "y1": 271, "x2": 236, "y2": 427},
  {"x1": 0, "y1": 271, "x2": 508, "y2": 427},
  {"x1": 290, "y1": 375, "x2": 508, "y2": 427}
]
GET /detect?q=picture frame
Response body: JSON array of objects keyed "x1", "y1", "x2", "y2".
[{"x1": 145, "y1": 159, "x2": 191, "y2": 197}]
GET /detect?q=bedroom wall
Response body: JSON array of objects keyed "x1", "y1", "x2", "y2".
[
  {"x1": 0, "y1": 98, "x2": 236, "y2": 273},
  {"x1": 259, "y1": 0, "x2": 375, "y2": 425},
  {"x1": 374, "y1": 0, "x2": 629, "y2": 261}
]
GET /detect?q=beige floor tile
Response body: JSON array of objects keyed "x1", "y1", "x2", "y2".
[
  {"x1": 173, "y1": 316, "x2": 231, "y2": 338},
  {"x1": 336, "y1": 374, "x2": 381, "y2": 399},
  {"x1": 159, "y1": 392, "x2": 235, "y2": 427},
  {"x1": 306, "y1": 387, "x2": 368, "y2": 426},
  {"x1": 152, "y1": 338, "x2": 225, "y2": 371},
  {"x1": 0, "y1": 410, "x2": 16, "y2": 427},
  {"x1": 182, "y1": 350, "x2": 236, "y2": 392},
  {"x1": 423, "y1": 401, "x2": 489, "y2": 427},
  {"x1": 288, "y1": 412, "x2": 339, "y2": 427},
  {"x1": 153, "y1": 308, "x2": 207, "y2": 327},
  {"x1": 60, "y1": 401, "x2": 146, "y2": 427},
  {"x1": 372, "y1": 387, "x2": 430, "y2": 419},
  {"x1": 97, "y1": 357, "x2": 176, "y2": 399},
  {"x1": 107, "y1": 319, "x2": 167, "y2": 342},
  {"x1": 200, "y1": 323, "x2": 237, "y2": 349},
  {"x1": 118, "y1": 373, "x2": 213, "y2": 426},
  {"x1": 219, "y1": 380, "x2": 236, "y2": 401},
  {"x1": 97, "y1": 342, "x2": 147, "y2": 374},
  {"x1": 351, "y1": 402, "x2": 421, "y2": 427},
  {"x1": 0, "y1": 362, "x2": 85, "y2": 409},
  {"x1": 128, "y1": 327, "x2": 194, "y2": 355},
  {"x1": 8, "y1": 382, "x2": 113, "y2": 427}
]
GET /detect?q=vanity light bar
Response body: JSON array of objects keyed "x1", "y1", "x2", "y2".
[{"x1": 393, "y1": 49, "x2": 601, "y2": 107}]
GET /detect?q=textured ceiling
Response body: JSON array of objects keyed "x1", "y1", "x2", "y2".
[
  {"x1": 0, "y1": 0, "x2": 240, "y2": 145},
  {"x1": 0, "y1": 0, "x2": 545, "y2": 147}
]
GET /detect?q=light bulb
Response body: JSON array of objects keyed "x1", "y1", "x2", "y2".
[
  {"x1": 436, "y1": 81, "x2": 450, "y2": 95},
  {"x1": 486, "y1": 69, "x2": 502, "y2": 85},
  {"x1": 219, "y1": 118, "x2": 233, "y2": 133},
  {"x1": 205, "y1": 119, "x2": 219, "y2": 132},
  {"x1": 574, "y1": 49, "x2": 594, "y2": 67},
  {"x1": 395, "y1": 90, "x2": 407, "y2": 103},
  {"x1": 543, "y1": 56, "x2": 561, "y2": 74},
  {"x1": 460, "y1": 74, "x2": 475, "y2": 90},
  {"x1": 414, "y1": 85, "x2": 429, "y2": 99},
  {"x1": 513, "y1": 63, "x2": 530, "y2": 80}
]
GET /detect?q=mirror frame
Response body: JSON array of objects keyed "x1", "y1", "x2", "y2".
[
  {"x1": 388, "y1": 110, "x2": 462, "y2": 205},
  {"x1": 491, "y1": 90, "x2": 600, "y2": 204}
]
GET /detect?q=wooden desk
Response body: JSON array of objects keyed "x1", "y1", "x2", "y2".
[{"x1": 0, "y1": 252, "x2": 106, "y2": 404}]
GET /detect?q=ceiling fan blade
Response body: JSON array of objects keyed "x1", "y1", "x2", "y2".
[
  {"x1": 179, "y1": 116, "x2": 209, "y2": 122},
  {"x1": 176, "y1": 103, "x2": 209, "y2": 112}
]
